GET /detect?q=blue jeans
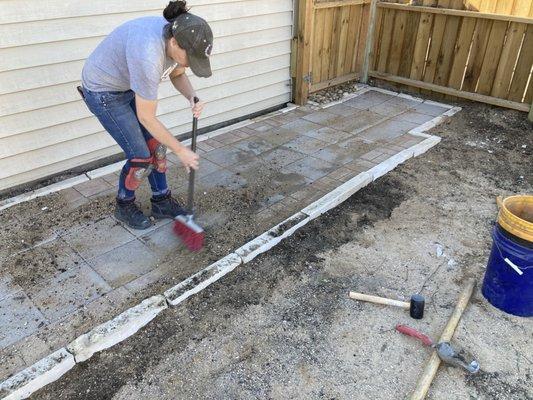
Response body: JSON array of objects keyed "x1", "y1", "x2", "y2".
[{"x1": 80, "y1": 88, "x2": 168, "y2": 200}]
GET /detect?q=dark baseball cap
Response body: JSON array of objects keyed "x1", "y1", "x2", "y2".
[{"x1": 171, "y1": 13, "x2": 213, "y2": 78}]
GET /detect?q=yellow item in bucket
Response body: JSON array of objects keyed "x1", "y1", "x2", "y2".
[{"x1": 497, "y1": 195, "x2": 533, "y2": 243}]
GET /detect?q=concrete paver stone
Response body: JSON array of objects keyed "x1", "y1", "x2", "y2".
[
  {"x1": 89, "y1": 239, "x2": 160, "y2": 289},
  {"x1": 284, "y1": 156, "x2": 338, "y2": 181},
  {"x1": 0, "y1": 293, "x2": 46, "y2": 349},
  {"x1": 61, "y1": 216, "x2": 135, "y2": 260},
  {"x1": 27, "y1": 263, "x2": 111, "y2": 322}
]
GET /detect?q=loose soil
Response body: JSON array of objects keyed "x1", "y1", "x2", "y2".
[{"x1": 20, "y1": 100, "x2": 533, "y2": 399}]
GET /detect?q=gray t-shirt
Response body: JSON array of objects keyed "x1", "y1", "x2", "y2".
[{"x1": 82, "y1": 16, "x2": 177, "y2": 100}]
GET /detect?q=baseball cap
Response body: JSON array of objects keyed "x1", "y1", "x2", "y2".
[{"x1": 172, "y1": 13, "x2": 213, "y2": 78}]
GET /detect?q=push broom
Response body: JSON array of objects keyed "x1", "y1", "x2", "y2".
[{"x1": 173, "y1": 97, "x2": 205, "y2": 251}]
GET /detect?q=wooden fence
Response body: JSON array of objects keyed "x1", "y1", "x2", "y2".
[
  {"x1": 294, "y1": 0, "x2": 533, "y2": 113},
  {"x1": 370, "y1": 0, "x2": 533, "y2": 111},
  {"x1": 295, "y1": 0, "x2": 373, "y2": 103}
]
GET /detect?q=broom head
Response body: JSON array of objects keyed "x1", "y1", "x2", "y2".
[{"x1": 173, "y1": 214, "x2": 205, "y2": 252}]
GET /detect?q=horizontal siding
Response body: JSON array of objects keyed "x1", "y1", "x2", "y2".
[
  {"x1": 0, "y1": 0, "x2": 294, "y2": 191},
  {"x1": 0, "y1": 0, "x2": 234, "y2": 24},
  {"x1": 0, "y1": 55, "x2": 291, "y2": 159}
]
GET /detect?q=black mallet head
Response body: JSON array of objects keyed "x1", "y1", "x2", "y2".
[{"x1": 410, "y1": 294, "x2": 425, "y2": 319}]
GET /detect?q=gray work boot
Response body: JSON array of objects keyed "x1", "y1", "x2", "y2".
[
  {"x1": 115, "y1": 198, "x2": 152, "y2": 230},
  {"x1": 151, "y1": 191, "x2": 186, "y2": 219}
]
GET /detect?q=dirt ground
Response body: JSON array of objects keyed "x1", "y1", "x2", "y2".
[{"x1": 27, "y1": 100, "x2": 533, "y2": 400}]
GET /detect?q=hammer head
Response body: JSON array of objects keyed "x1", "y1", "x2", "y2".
[
  {"x1": 409, "y1": 294, "x2": 425, "y2": 319},
  {"x1": 435, "y1": 342, "x2": 480, "y2": 374}
]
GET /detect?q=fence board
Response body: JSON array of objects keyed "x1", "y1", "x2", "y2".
[
  {"x1": 398, "y1": 11, "x2": 421, "y2": 77},
  {"x1": 345, "y1": 5, "x2": 362, "y2": 75},
  {"x1": 447, "y1": 17, "x2": 477, "y2": 89},
  {"x1": 387, "y1": 8, "x2": 408, "y2": 75},
  {"x1": 508, "y1": 24, "x2": 533, "y2": 102},
  {"x1": 312, "y1": 9, "x2": 326, "y2": 83},
  {"x1": 336, "y1": 6, "x2": 351, "y2": 74},
  {"x1": 424, "y1": 0, "x2": 452, "y2": 84},
  {"x1": 409, "y1": 0, "x2": 436, "y2": 80},
  {"x1": 320, "y1": 8, "x2": 335, "y2": 81},
  {"x1": 355, "y1": 3, "x2": 371, "y2": 72},
  {"x1": 434, "y1": 0, "x2": 463, "y2": 87},
  {"x1": 462, "y1": 18, "x2": 492, "y2": 92},
  {"x1": 476, "y1": 20, "x2": 508, "y2": 94},
  {"x1": 491, "y1": 22, "x2": 527, "y2": 97},
  {"x1": 328, "y1": 7, "x2": 342, "y2": 79},
  {"x1": 376, "y1": 8, "x2": 395, "y2": 71}
]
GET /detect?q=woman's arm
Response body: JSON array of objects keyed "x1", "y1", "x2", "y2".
[
  {"x1": 135, "y1": 94, "x2": 199, "y2": 171},
  {"x1": 170, "y1": 67, "x2": 205, "y2": 118}
]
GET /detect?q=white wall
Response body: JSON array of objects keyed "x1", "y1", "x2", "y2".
[{"x1": 0, "y1": 0, "x2": 293, "y2": 191}]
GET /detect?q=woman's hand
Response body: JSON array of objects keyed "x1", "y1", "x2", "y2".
[
  {"x1": 190, "y1": 97, "x2": 205, "y2": 118},
  {"x1": 176, "y1": 146, "x2": 199, "y2": 172}
]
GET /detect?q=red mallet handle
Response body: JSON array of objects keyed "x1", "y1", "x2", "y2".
[{"x1": 396, "y1": 324, "x2": 434, "y2": 347}]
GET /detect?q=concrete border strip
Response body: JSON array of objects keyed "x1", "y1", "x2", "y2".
[
  {"x1": 67, "y1": 295, "x2": 167, "y2": 363},
  {"x1": 164, "y1": 254, "x2": 242, "y2": 306},
  {"x1": 235, "y1": 212, "x2": 311, "y2": 263},
  {"x1": 0, "y1": 349, "x2": 75, "y2": 400},
  {"x1": 0, "y1": 90, "x2": 453, "y2": 400}
]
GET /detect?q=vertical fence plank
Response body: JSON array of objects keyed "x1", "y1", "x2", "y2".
[
  {"x1": 376, "y1": 8, "x2": 395, "y2": 72},
  {"x1": 476, "y1": 20, "x2": 509, "y2": 95},
  {"x1": 433, "y1": 0, "x2": 463, "y2": 87},
  {"x1": 344, "y1": 5, "x2": 359, "y2": 75},
  {"x1": 371, "y1": 6, "x2": 384, "y2": 71},
  {"x1": 312, "y1": 9, "x2": 326, "y2": 84},
  {"x1": 386, "y1": 7, "x2": 408, "y2": 75},
  {"x1": 320, "y1": 7, "x2": 334, "y2": 82},
  {"x1": 336, "y1": 6, "x2": 351, "y2": 76},
  {"x1": 397, "y1": 11, "x2": 421, "y2": 77},
  {"x1": 328, "y1": 7, "x2": 341, "y2": 79},
  {"x1": 409, "y1": 0, "x2": 437, "y2": 81},
  {"x1": 462, "y1": 18, "x2": 492, "y2": 92},
  {"x1": 423, "y1": 0, "x2": 452, "y2": 84},
  {"x1": 351, "y1": 5, "x2": 365, "y2": 73},
  {"x1": 447, "y1": 17, "x2": 477, "y2": 89},
  {"x1": 491, "y1": 22, "x2": 527, "y2": 98},
  {"x1": 508, "y1": 24, "x2": 533, "y2": 102}
]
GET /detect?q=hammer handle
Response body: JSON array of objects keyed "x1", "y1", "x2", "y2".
[
  {"x1": 396, "y1": 324, "x2": 434, "y2": 347},
  {"x1": 349, "y1": 291, "x2": 410, "y2": 309}
]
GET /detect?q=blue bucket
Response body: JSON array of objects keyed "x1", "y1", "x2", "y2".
[{"x1": 482, "y1": 224, "x2": 533, "y2": 317}]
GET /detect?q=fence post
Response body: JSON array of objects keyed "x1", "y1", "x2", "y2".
[
  {"x1": 361, "y1": 0, "x2": 378, "y2": 84},
  {"x1": 295, "y1": 0, "x2": 314, "y2": 105}
]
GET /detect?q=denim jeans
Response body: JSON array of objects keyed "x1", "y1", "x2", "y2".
[{"x1": 80, "y1": 87, "x2": 168, "y2": 200}]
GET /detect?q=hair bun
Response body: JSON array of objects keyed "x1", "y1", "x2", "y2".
[{"x1": 163, "y1": 1, "x2": 189, "y2": 22}]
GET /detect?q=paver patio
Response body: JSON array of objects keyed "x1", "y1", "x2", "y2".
[{"x1": 0, "y1": 88, "x2": 453, "y2": 382}]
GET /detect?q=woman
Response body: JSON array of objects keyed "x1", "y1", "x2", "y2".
[{"x1": 80, "y1": 1, "x2": 213, "y2": 230}]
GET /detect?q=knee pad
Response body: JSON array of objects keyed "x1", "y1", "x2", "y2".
[
  {"x1": 147, "y1": 138, "x2": 167, "y2": 173},
  {"x1": 124, "y1": 158, "x2": 153, "y2": 191}
]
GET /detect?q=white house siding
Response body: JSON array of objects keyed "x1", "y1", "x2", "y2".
[{"x1": 0, "y1": 0, "x2": 293, "y2": 191}]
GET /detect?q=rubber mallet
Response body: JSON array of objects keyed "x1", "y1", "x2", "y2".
[{"x1": 349, "y1": 291, "x2": 425, "y2": 319}]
